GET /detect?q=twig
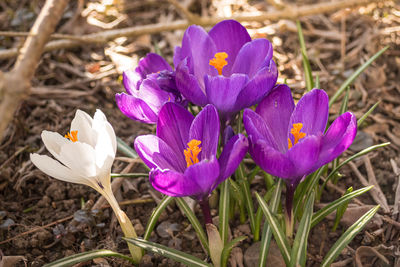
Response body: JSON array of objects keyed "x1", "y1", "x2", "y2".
[
  {"x1": 0, "y1": 0, "x2": 69, "y2": 140},
  {"x1": 166, "y1": 0, "x2": 200, "y2": 23},
  {"x1": 390, "y1": 159, "x2": 400, "y2": 218},
  {"x1": 0, "y1": 0, "x2": 383, "y2": 60}
]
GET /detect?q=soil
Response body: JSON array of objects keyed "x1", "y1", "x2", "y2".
[{"x1": 0, "y1": 1, "x2": 399, "y2": 266}]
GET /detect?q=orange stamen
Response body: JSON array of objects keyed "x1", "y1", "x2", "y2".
[
  {"x1": 184, "y1": 139, "x2": 202, "y2": 167},
  {"x1": 209, "y1": 52, "x2": 228, "y2": 75},
  {"x1": 288, "y1": 123, "x2": 306, "y2": 149},
  {"x1": 65, "y1": 130, "x2": 78, "y2": 142}
]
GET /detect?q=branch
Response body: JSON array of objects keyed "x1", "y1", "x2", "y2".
[
  {"x1": 0, "y1": 0, "x2": 69, "y2": 139},
  {"x1": 0, "y1": 0, "x2": 382, "y2": 60}
]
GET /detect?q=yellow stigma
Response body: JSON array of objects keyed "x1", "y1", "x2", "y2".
[
  {"x1": 209, "y1": 52, "x2": 228, "y2": 75},
  {"x1": 288, "y1": 123, "x2": 306, "y2": 149},
  {"x1": 65, "y1": 130, "x2": 78, "y2": 142},
  {"x1": 184, "y1": 139, "x2": 202, "y2": 167}
]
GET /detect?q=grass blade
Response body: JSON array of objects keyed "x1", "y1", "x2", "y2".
[
  {"x1": 256, "y1": 192, "x2": 291, "y2": 265},
  {"x1": 332, "y1": 187, "x2": 353, "y2": 231},
  {"x1": 219, "y1": 180, "x2": 230, "y2": 245},
  {"x1": 290, "y1": 192, "x2": 314, "y2": 267},
  {"x1": 143, "y1": 196, "x2": 174, "y2": 240},
  {"x1": 117, "y1": 137, "x2": 137, "y2": 159},
  {"x1": 258, "y1": 179, "x2": 283, "y2": 267},
  {"x1": 111, "y1": 173, "x2": 148, "y2": 178},
  {"x1": 220, "y1": 236, "x2": 247, "y2": 267},
  {"x1": 43, "y1": 249, "x2": 135, "y2": 266},
  {"x1": 311, "y1": 186, "x2": 373, "y2": 228},
  {"x1": 125, "y1": 238, "x2": 212, "y2": 267},
  {"x1": 321, "y1": 205, "x2": 380, "y2": 267},
  {"x1": 175, "y1": 198, "x2": 209, "y2": 253},
  {"x1": 297, "y1": 20, "x2": 314, "y2": 91},
  {"x1": 357, "y1": 101, "x2": 380, "y2": 127},
  {"x1": 329, "y1": 46, "x2": 389, "y2": 106}
]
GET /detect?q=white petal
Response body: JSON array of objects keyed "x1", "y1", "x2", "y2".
[
  {"x1": 95, "y1": 109, "x2": 117, "y2": 154},
  {"x1": 41, "y1": 131, "x2": 70, "y2": 161},
  {"x1": 30, "y1": 153, "x2": 83, "y2": 184},
  {"x1": 92, "y1": 109, "x2": 116, "y2": 170},
  {"x1": 71, "y1": 109, "x2": 95, "y2": 147},
  {"x1": 59, "y1": 142, "x2": 97, "y2": 178}
]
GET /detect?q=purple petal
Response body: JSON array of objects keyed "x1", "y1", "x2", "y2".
[
  {"x1": 189, "y1": 105, "x2": 220, "y2": 161},
  {"x1": 184, "y1": 157, "x2": 220, "y2": 199},
  {"x1": 208, "y1": 20, "x2": 251, "y2": 75},
  {"x1": 231, "y1": 39, "x2": 273, "y2": 78},
  {"x1": 157, "y1": 103, "x2": 194, "y2": 164},
  {"x1": 243, "y1": 109, "x2": 278, "y2": 150},
  {"x1": 235, "y1": 60, "x2": 278, "y2": 110},
  {"x1": 289, "y1": 89, "x2": 329, "y2": 137},
  {"x1": 149, "y1": 169, "x2": 201, "y2": 197},
  {"x1": 204, "y1": 74, "x2": 248, "y2": 116},
  {"x1": 116, "y1": 93, "x2": 158, "y2": 124},
  {"x1": 137, "y1": 79, "x2": 171, "y2": 108},
  {"x1": 136, "y1": 53, "x2": 172, "y2": 77},
  {"x1": 175, "y1": 25, "x2": 217, "y2": 84},
  {"x1": 286, "y1": 135, "x2": 322, "y2": 179},
  {"x1": 317, "y1": 112, "x2": 357, "y2": 166},
  {"x1": 255, "y1": 84, "x2": 295, "y2": 153},
  {"x1": 248, "y1": 136, "x2": 294, "y2": 179},
  {"x1": 135, "y1": 135, "x2": 186, "y2": 172},
  {"x1": 175, "y1": 59, "x2": 208, "y2": 106},
  {"x1": 216, "y1": 134, "x2": 248, "y2": 188},
  {"x1": 122, "y1": 70, "x2": 142, "y2": 95}
]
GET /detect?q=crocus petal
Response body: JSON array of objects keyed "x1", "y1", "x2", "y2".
[
  {"x1": 136, "y1": 53, "x2": 172, "y2": 78},
  {"x1": 189, "y1": 105, "x2": 220, "y2": 161},
  {"x1": 248, "y1": 136, "x2": 294, "y2": 179},
  {"x1": 30, "y1": 153, "x2": 81, "y2": 184},
  {"x1": 286, "y1": 135, "x2": 322, "y2": 181},
  {"x1": 175, "y1": 59, "x2": 208, "y2": 106},
  {"x1": 216, "y1": 134, "x2": 248, "y2": 188},
  {"x1": 122, "y1": 70, "x2": 142, "y2": 95},
  {"x1": 136, "y1": 79, "x2": 171, "y2": 109},
  {"x1": 157, "y1": 102, "x2": 194, "y2": 164},
  {"x1": 176, "y1": 25, "x2": 218, "y2": 84},
  {"x1": 71, "y1": 110, "x2": 95, "y2": 147},
  {"x1": 93, "y1": 110, "x2": 116, "y2": 171},
  {"x1": 243, "y1": 109, "x2": 278, "y2": 150},
  {"x1": 288, "y1": 89, "x2": 329, "y2": 137},
  {"x1": 204, "y1": 73, "x2": 248, "y2": 116},
  {"x1": 41, "y1": 131, "x2": 70, "y2": 161},
  {"x1": 317, "y1": 112, "x2": 357, "y2": 166},
  {"x1": 58, "y1": 142, "x2": 97, "y2": 178},
  {"x1": 149, "y1": 169, "x2": 199, "y2": 197},
  {"x1": 208, "y1": 20, "x2": 251, "y2": 75},
  {"x1": 255, "y1": 84, "x2": 295, "y2": 153},
  {"x1": 235, "y1": 61, "x2": 278, "y2": 110},
  {"x1": 135, "y1": 135, "x2": 186, "y2": 172},
  {"x1": 231, "y1": 39, "x2": 273, "y2": 78},
  {"x1": 115, "y1": 93, "x2": 158, "y2": 124}
]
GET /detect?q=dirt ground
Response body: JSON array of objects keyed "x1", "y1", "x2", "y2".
[{"x1": 0, "y1": 0, "x2": 399, "y2": 266}]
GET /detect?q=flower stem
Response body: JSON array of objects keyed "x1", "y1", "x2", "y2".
[
  {"x1": 199, "y1": 198, "x2": 213, "y2": 225},
  {"x1": 285, "y1": 183, "x2": 295, "y2": 239}
]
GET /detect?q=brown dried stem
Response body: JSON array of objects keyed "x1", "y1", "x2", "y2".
[{"x1": 0, "y1": 0, "x2": 69, "y2": 139}]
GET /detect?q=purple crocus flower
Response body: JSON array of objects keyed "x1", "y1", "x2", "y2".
[
  {"x1": 243, "y1": 85, "x2": 357, "y2": 187},
  {"x1": 116, "y1": 53, "x2": 184, "y2": 124},
  {"x1": 134, "y1": 103, "x2": 248, "y2": 200},
  {"x1": 174, "y1": 20, "x2": 278, "y2": 123}
]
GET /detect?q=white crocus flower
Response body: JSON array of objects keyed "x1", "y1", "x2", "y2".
[{"x1": 30, "y1": 109, "x2": 142, "y2": 263}]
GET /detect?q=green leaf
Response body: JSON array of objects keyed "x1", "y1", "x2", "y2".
[
  {"x1": 144, "y1": 196, "x2": 174, "y2": 240},
  {"x1": 219, "y1": 180, "x2": 230, "y2": 245},
  {"x1": 111, "y1": 173, "x2": 148, "y2": 178},
  {"x1": 290, "y1": 192, "x2": 314, "y2": 267},
  {"x1": 229, "y1": 178, "x2": 246, "y2": 224},
  {"x1": 256, "y1": 192, "x2": 291, "y2": 265},
  {"x1": 117, "y1": 137, "x2": 138, "y2": 159},
  {"x1": 329, "y1": 46, "x2": 389, "y2": 107},
  {"x1": 43, "y1": 249, "x2": 135, "y2": 267},
  {"x1": 357, "y1": 101, "x2": 380, "y2": 127},
  {"x1": 321, "y1": 205, "x2": 380, "y2": 267},
  {"x1": 297, "y1": 20, "x2": 314, "y2": 91},
  {"x1": 314, "y1": 74, "x2": 320, "y2": 89},
  {"x1": 332, "y1": 187, "x2": 353, "y2": 231},
  {"x1": 339, "y1": 88, "x2": 350, "y2": 115},
  {"x1": 254, "y1": 184, "x2": 277, "y2": 241},
  {"x1": 258, "y1": 179, "x2": 283, "y2": 267},
  {"x1": 175, "y1": 198, "x2": 209, "y2": 253},
  {"x1": 311, "y1": 186, "x2": 373, "y2": 228},
  {"x1": 125, "y1": 238, "x2": 212, "y2": 267},
  {"x1": 221, "y1": 236, "x2": 247, "y2": 267}
]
